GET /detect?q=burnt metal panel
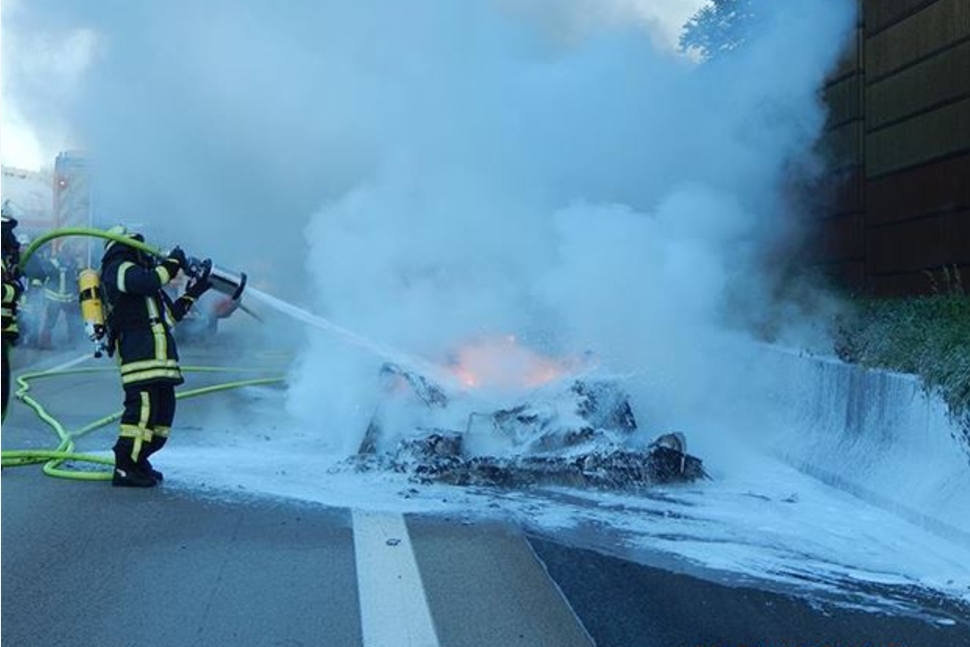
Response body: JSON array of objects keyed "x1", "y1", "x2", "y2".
[
  {"x1": 865, "y1": 0, "x2": 941, "y2": 36},
  {"x1": 822, "y1": 120, "x2": 866, "y2": 169},
  {"x1": 824, "y1": 260, "x2": 867, "y2": 294},
  {"x1": 866, "y1": 39, "x2": 970, "y2": 129},
  {"x1": 819, "y1": 0, "x2": 970, "y2": 295},
  {"x1": 866, "y1": 0, "x2": 970, "y2": 80},
  {"x1": 868, "y1": 272, "x2": 932, "y2": 296},
  {"x1": 951, "y1": 211, "x2": 970, "y2": 263},
  {"x1": 869, "y1": 263, "x2": 970, "y2": 296},
  {"x1": 866, "y1": 209, "x2": 970, "y2": 274},
  {"x1": 825, "y1": 74, "x2": 864, "y2": 126},
  {"x1": 832, "y1": 25, "x2": 865, "y2": 79},
  {"x1": 818, "y1": 212, "x2": 866, "y2": 262},
  {"x1": 865, "y1": 95, "x2": 970, "y2": 177},
  {"x1": 866, "y1": 153, "x2": 970, "y2": 225},
  {"x1": 823, "y1": 167, "x2": 866, "y2": 217}
]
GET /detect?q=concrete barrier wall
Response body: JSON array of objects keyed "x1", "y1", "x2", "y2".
[{"x1": 749, "y1": 346, "x2": 970, "y2": 543}]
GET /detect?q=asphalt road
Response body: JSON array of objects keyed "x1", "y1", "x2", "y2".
[{"x1": 3, "y1": 341, "x2": 968, "y2": 647}]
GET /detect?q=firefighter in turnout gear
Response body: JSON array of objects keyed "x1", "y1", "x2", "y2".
[
  {"x1": 2, "y1": 210, "x2": 23, "y2": 420},
  {"x1": 38, "y1": 248, "x2": 83, "y2": 349},
  {"x1": 100, "y1": 226, "x2": 212, "y2": 487},
  {"x1": 15, "y1": 235, "x2": 45, "y2": 349}
]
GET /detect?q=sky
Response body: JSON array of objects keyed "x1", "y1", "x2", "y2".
[
  {"x1": 0, "y1": 0, "x2": 100, "y2": 169},
  {"x1": 280, "y1": 0, "x2": 855, "y2": 445},
  {"x1": 0, "y1": 0, "x2": 706, "y2": 170}
]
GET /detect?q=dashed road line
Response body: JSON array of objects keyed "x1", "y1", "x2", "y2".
[{"x1": 352, "y1": 510, "x2": 440, "y2": 647}]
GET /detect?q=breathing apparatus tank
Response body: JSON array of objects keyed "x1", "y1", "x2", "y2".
[{"x1": 77, "y1": 268, "x2": 108, "y2": 357}]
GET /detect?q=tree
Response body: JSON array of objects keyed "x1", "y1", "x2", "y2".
[{"x1": 679, "y1": 0, "x2": 763, "y2": 61}]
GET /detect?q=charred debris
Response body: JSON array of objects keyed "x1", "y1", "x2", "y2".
[{"x1": 348, "y1": 363, "x2": 708, "y2": 492}]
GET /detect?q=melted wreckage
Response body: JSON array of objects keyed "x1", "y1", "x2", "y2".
[{"x1": 351, "y1": 362, "x2": 708, "y2": 490}]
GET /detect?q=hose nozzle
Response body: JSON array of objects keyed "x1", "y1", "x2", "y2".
[{"x1": 184, "y1": 256, "x2": 247, "y2": 301}]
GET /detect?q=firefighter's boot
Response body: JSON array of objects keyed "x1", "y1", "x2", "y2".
[
  {"x1": 112, "y1": 437, "x2": 156, "y2": 488},
  {"x1": 137, "y1": 436, "x2": 167, "y2": 483}
]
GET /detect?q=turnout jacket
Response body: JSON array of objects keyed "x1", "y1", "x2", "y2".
[
  {"x1": 1, "y1": 260, "x2": 19, "y2": 342},
  {"x1": 42, "y1": 256, "x2": 78, "y2": 304},
  {"x1": 101, "y1": 243, "x2": 197, "y2": 387}
]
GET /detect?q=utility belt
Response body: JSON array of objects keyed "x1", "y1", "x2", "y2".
[{"x1": 112, "y1": 313, "x2": 169, "y2": 329}]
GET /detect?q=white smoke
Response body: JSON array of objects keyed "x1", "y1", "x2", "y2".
[
  {"x1": 0, "y1": 0, "x2": 99, "y2": 168},
  {"x1": 3, "y1": 0, "x2": 856, "y2": 452},
  {"x1": 293, "y1": 0, "x2": 856, "y2": 447}
]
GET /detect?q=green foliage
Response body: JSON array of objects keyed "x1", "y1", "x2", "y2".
[
  {"x1": 680, "y1": 0, "x2": 762, "y2": 61},
  {"x1": 834, "y1": 294, "x2": 970, "y2": 452}
]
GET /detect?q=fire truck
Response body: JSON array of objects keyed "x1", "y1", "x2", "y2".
[{"x1": 52, "y1": 151, "x2": 94, "y2": 262}]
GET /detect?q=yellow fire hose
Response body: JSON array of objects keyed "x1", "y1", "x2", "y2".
[{"x1": 1, "y1": 365, "x2": 285, "y2": 480}]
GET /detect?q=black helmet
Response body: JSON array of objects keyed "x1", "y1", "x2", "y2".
[
  {"x1": 103, "y1": 224, "x2": 150, "y2": 267},
  {"x1": 104, "y1": 224, "x2": 145, "y2": 250},
  {"x1": 2, "y1": 211, "x2": 20, "y2": 258}
]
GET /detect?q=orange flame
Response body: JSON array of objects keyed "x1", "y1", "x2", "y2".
[{"x1": 445, "y1": 336, "x2": 586, "y2": 390}]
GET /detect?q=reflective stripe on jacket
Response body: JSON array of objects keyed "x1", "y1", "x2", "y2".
[
  {"x1": 101, "y1": 252, "x2": 185, "y2": 387},
  {"x1": 2, "y1": 281, "x2": 18, "y2": 338},
  {"x1": 43, "y1": 259, "x2": 77, "y2": 303},
  {"x1": 2, "y1": 260, "x2": 19, "y2": 339}
]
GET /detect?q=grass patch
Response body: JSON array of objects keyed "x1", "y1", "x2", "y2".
[{"x1": 833, "y1": 294, "x2": 970, "y2": 455}]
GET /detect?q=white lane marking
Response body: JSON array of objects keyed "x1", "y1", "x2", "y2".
[{"x1": 352, "y1": 510, "x2": 440, "y2": 647}]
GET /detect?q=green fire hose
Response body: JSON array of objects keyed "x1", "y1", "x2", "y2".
[
  {"x1": 1, "y1": 365, "x2": 285, "y2": 480},
  {"x1": 2, "y1": 227, "x2": 281, "y2": 479},
  {"x1": 16, "y1": 225, "x2": 264, "y2": 323},
  {"x1": 2, "y1": 226, "x2": 162, "y2": 425},
  {"x1": 18, "y1": 226, "x2": 166, "y2": 271}
]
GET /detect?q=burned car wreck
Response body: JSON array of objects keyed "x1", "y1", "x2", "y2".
[{"x1": 352, "y1": 361, "x2": 708, "y2": 491}]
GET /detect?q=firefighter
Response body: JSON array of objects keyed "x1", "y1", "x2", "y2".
[
  {"x1": 2, "y1": 210, "x2": 23, "y2": 420},
  {"x1": 14, "y1": 234, "x2": 45, "y2": 348},
  {"x1": 100, "y1": 226, "x2": 211, "y2": 487},
  {"x1": 38, "y1": 247, "x2": 83, "y2": 349}
]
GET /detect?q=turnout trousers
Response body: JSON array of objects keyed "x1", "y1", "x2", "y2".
[
  {"x1": 118, "y1": 383, "x2": 177, "y2": 461},
  {"x1": 2, "y1": 338, "x2": 10, "y2": 421}
]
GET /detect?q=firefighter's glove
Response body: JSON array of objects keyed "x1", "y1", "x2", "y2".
[
  {"x1": 186, "y1": 279, "x2": 211, "y2": 299},
  {"x1": 162, "y1": 246, "x2": 187, "y2": 279},
  {"x1": 168, "y1": 246, "x2": 189, "y2": 270},
  {"x1": 185, "y1": 259, "x2": 212, "y2": 299}
]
